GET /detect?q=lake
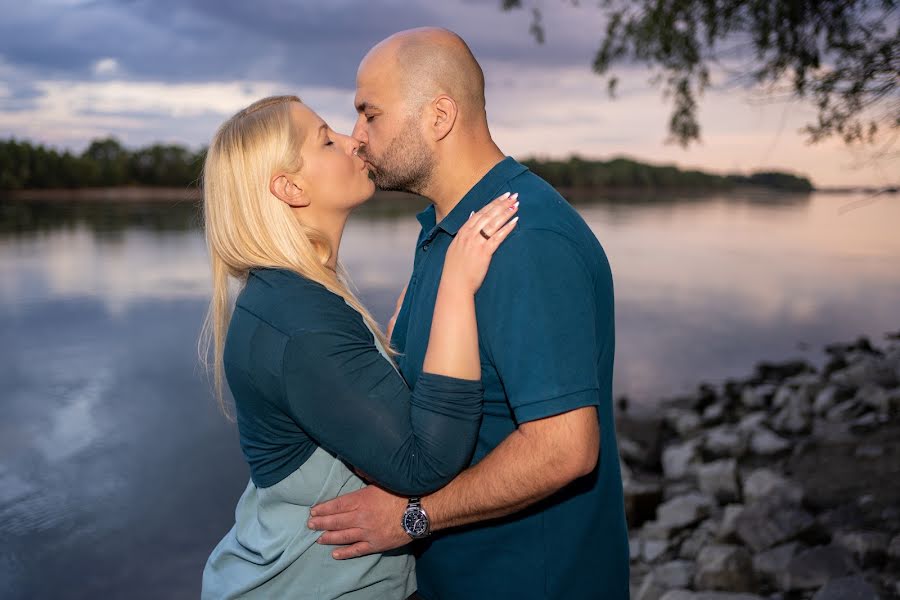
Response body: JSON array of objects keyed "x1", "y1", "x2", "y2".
[{"x1": 1, "y1": 191, "x2": 898, "y2": 598}]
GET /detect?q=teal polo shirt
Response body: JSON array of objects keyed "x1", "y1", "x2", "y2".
[{"x1": 391, "y1": 157, "x2": 630, "y2": 599}]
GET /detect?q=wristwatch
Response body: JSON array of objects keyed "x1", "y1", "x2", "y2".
[{"x1": 401, "y1": 497, "x2": 431, "y2": 539}]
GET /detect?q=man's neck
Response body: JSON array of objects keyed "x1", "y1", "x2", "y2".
[{"x1": 426, "y1": 143, "x2": 506, "y2": 223}]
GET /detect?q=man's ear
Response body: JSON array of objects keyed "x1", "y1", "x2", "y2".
[
  {"x1": 431, "y1": 95, "x2": 458, "y2": 142},
  {"x1": 270, "y1": 174, "x2": 310, "y2": 208}
]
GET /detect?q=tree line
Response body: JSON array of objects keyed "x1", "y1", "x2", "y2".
[{"x1": 0, "y1": 137, "x2": 813, "y2": 192}]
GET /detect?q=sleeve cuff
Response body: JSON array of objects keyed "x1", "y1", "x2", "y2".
[{"x1": 512, "y1": 387, "x2": 601, "y2": 424}]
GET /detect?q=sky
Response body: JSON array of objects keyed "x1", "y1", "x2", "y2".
[{"x1": 0, "y1": 0, "x2": 896, "y2": 188}]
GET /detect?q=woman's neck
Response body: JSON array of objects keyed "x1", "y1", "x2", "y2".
[{"x1": 294, "y1": 207, "x2": 350, "y2": 272}]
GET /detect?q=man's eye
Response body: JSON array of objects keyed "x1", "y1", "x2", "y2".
[{"x1": 365, "y1": 115, "x2": 375, "y2": 122}]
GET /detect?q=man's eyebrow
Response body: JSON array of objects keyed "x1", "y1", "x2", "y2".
[{"x1": 355, "y1": 101, "x2": 379, "y2": 113}]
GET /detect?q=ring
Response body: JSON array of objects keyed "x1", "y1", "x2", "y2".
[
  {"x1": 352, "y1": 148, "x2": 359, "y2": 156},
  {"x1": 479, "y1": 229, "x2": 491, "y2": 240}
]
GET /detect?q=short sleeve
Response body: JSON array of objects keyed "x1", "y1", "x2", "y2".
[{"x1": 479, "y1": 229, "x2": 607, "y2": 424}]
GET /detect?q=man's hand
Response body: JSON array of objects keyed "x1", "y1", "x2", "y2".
[{"x1": 308, "y1": 485, "x2": 410, "y2": 560}]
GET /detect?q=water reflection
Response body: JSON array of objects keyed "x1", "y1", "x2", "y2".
[{"x1": 0, "y1": 191, "x2": 898, "y2": 598}]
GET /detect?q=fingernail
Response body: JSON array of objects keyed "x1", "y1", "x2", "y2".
[
  {"x1": 509, "y1": 201, "x2": 519, "y2": 210},
  {"x1": 470, "y1": 211, "x2": 475, "y2": 218},
  {"x1": 307, "y1": 520, "x2": 313, "y2": 529},
  {"x1": 512, "y1": 216, "x2": 519, "y2": 223},
  {"x1": 511, "y1": 193, "x2": 519, "y2": 200},
  {"x1": 501, "y1": 192, "x2": 511, "y2": 198}
]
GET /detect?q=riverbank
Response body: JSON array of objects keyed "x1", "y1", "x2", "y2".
[{"x1": 618, "y1": 332, "x2": 900, "y2": 599}]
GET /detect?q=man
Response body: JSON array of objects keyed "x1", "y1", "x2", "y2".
[{"x1": 307, "y1": 28, "x2": 629, "y2": 599}]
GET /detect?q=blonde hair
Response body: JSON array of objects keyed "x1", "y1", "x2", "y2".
[{"x1": 200, "y1": 95, "x2": 396, "y2": 417}]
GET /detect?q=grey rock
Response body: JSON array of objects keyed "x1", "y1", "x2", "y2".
[
  {"x1": 679, "y1": 518, "x2": 718, "y2": 561},
  {"x1": 643, "y1": 539, "x2": 670, "y2": 562},
  {"x1": 704, "y1": 426, "x2": 746, "y2": 458},
  {"x1": 619, "y1": 436, "x2": 648, "y2": 466},
  {"x1": 772, "y1": 392, "x2": 812, "y2": 434},
  {"x1": 854, "y1": 444, "x2": 884, "y2": 458},
  {"x1": 849, "y1": 412, "x2": 882, "y2": 432},
  {"x1": 812, "y1": 385, "x2": 840, "y2": 414},
  {"x1": 637, "y1": 559, "x2": 696, "y2": 600},
  {"x1": 748, "y1": 427, "x2": 791, "y2": 456},
  {"x1": 740, "y1": 387, "x2": 766, "y2": 409},
  {"x1": 826, "y1": 398, "x2": 862, "y2": 422},
  {"x1": 696, "y1": 459, "x2": 740, "y2": 503},
  {"x1": 742, "y1": 468, "x2": 804, "y2": 505},
  {"x1": 717, "y1": 504, "x2": 744, "y2": 542},
  {"x1": 660, "y1": 592, "x2": 765, "y2": 600},
  {"x1": 656, "y1": 493, "x2": 715, "y2": 531},
  {"x1": 666, "y1": 408, "x2": 703, "y2": 438},
  {"x1": 624, "y1": 478, "x2": 664, "y2": 528},
  {"x1": 833, "y1": 530, "x2": 889, "y2": 567},
  {"x1": 856, "y1": 383, "x2": 889, "y2": 413},
  {"x1": 702, "y1": 402, "x2": 726, "y2": 424},
  {"x1": 752, "y1": 542, "x2": 802, "y2": 584},
  {"x1": 694, "y1": 544, "x2": 754, "y2": 592},
  {"x1": 831, "y1": 356, "x2": 898, "y2": 389},
  {"x1": 777, "y1": 544, "x2": 857, "y2": 591},
  {"x1": 735, "y1": 497, "x2": 815, "y2": 552},
  {"x1": 889, "y1": 533, "x2": 900, "y2": 562},
  {"x1": 736, "y1": 411, "x2": 767, "y2": 432},
  {"x1": 772, "y1": 385, "x2": 795, "y2": 409},
  {"x1": 811, "y1": 575, "x2": 879, "y2": 600},
  {"x1": 629, "y1": 536, "x2": 642, "y2": 562},
  {"x1": 662, "y1": 439, "x2": 701, "y2": 480}
]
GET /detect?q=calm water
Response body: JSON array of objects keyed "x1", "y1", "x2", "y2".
[{"x1": 1, "y1": 192, "x2": 898, "y2": 598}]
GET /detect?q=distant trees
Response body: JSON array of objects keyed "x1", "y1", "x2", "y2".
[
  {"x1": 0, "y1": 137, "x2": 812, "y2": 193},
  {"x1": 0, "y1": 138, "x2": 205, "y2": 190},
  {"x1": 521, "y1": 156, "x2": 814, "y2": 192}
]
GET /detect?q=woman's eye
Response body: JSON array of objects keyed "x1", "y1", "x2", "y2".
[{"x1": 325, "y1": 139, "x2": 334, "y2": 146}]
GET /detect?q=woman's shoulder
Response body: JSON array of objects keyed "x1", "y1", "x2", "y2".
[{"x1": 236, "y1": 268, "x2": 365, "y2": 337}]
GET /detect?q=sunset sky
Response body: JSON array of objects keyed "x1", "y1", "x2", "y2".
[{"x1": 1, "y1": 0, "x2": 896, "y2": 188}]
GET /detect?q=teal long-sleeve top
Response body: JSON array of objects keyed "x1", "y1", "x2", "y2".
[{"x1": 223, "y1": 267, "x2": 484, "y2": 495}]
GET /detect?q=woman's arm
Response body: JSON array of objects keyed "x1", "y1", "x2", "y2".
[{"x1": 281, "y1": 194, "x2": 519, "y2": 496}]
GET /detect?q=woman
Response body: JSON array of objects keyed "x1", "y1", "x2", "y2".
[{"x1": 199, "y1": 95, "x2": 519, "y2": 599}]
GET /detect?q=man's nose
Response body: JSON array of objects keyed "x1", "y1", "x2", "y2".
[{"x1": 351, "y1": 119, "x2": 367, "y2": 145}]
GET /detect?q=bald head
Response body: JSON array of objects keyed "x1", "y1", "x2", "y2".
[{"x1": 360, "y1": 27, "x2": 486, "y2": 121}]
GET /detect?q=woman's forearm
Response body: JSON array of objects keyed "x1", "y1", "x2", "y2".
[{"x1": 421, "y1": 281, "x2": 480, "y2": 380}]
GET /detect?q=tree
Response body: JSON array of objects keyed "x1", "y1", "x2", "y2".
[{"x1": 502, "y1": 0, "x2": 899, "y2": 148}]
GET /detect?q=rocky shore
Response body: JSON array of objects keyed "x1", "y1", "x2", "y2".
[{"x1": 618, "y1": 332, "x2": 900, "y2": 600}]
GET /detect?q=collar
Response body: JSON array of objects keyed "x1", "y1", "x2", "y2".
[{"x1": 415, "y1": 156, "x2": 527, "y2": 237}]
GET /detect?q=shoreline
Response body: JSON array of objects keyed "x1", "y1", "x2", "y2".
[
  {"x1": 0, "y1": 185, "x2": 821, "y2": 204},
  {"x1": 618, "y1": 331, "x2": 900, "y2": 599}
]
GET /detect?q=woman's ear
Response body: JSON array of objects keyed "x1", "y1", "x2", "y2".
[
  {"x1": 431, "y1": 95, "x2": 458, "y2": 142},
  {"x1": 270, "y1": 174, "x2": 310, "y2": 208}
]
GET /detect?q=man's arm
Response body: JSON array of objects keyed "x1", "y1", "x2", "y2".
[
  {"x1": 423, "y1": 405, "x2": 599, "y2": 530},
  {"x1": 307, "y1": 405, "x2": 599, "y2": 559}
]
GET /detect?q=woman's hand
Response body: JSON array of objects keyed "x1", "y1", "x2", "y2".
[{"x1": 441, "y1": 192, "x2": 519, "y2": 294}]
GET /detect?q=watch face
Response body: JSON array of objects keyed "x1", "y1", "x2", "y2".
[{"x1": 403, "y1": 509, "x2": 429, "y2": 537}]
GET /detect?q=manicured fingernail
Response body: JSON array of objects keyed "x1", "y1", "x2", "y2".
[
  {"x1": 512, "y1": 216, "x2": 519, "y2": 223},
  {"x1": 511, "y1": 193, "x2": 519, "y2": 200},
  {"x1": 501, "y1": 192, "x2": 511, "y2": 198},
  {"x1": 470, "y1": 211, "x2": 475, "y2": 218}
]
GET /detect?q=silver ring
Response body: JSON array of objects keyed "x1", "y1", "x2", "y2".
[
  {"x1": 352, "y1": 148, "x2": 359, "y2": 156},
  {"x1": 479, "y1": 229, "x2": 491, "y2": 240}
]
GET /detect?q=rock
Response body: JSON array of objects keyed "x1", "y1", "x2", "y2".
[
  {"x1": 889, "y1": 533, "x2": 900, "y2": 563},
  {"x1": 678, "y1": 518, "x2": 717, "y2": 561},
  {"x1": 849, "y1": 412, "x2": 882, "y2": 432},
  {"x1": 643, "y1": 539, "x2": 670, "y2": 562},
  {"x1": 696, "y1": 459, "x2": 740, "y2": 503},
  {"x1": 656, "y1": 493, "x2": 715, "y2": 531},
  {"x1": 748, "y1": 427, "x2": 791, "y2": 456},
  {"x1": 736, "y1": 411, "x2": 767, "y2": 432},
  {"x1": 638, "y1": 560, "x2": 697, "y2": 600},
  {"x1": 752, "y1": 542, "x2": 802, "y2": 584},
  {"x1": 662, "y1": 439, "x2": 701, "y2": 480},
  {"x1": 625, "y1": 478, "x2": 664, "y2": 528},
  {"x1": 694, "y1": 544, "x2": 754, "y2": 591},
  {"x1": 812, "y1": 385, "x2": 840, "y2": 414},
  {"x1": 734, "y1": 497, "x2": 815, "y2": 552},
  {"x1": 772, "y1": 385, "x2": 796, "y2": 409},
  {"x1": 630, "y1": 536, "x2": 642, "y2": 562},
  {"x1": 740, "y1": 387, "x2": 766, "y2": 409},
  {"x1": 772, "y1": 392, "x2": 812, "y2": 434},
  {"x1": 717, "y1": 504, "x2": 744, "y2": 542},
  {"x1": 741, "y1": 468, "x2": 804, "y2": 505},
  {"x1": 826, "y1": 398, "x2": 862, "y2": 422},
  {"x1": 666, "y1": 408, "x2": 703, "y2": 438},
  {"x1": 618, "y1": 436, "x2": 648, "y2": 466},
  {"x1": 660, "y1": 593, "x2": 764, "y2": 600},
  {"x1": 833, "y1": 530, "x2": 889, "y2": 567},
  {"x1": 701, "y1": 402, "x2": 725, "y2": 425},
  {"x1": 831, "y1": 355, "x2": 898, "y2": 389},
  {"x1": 854, "y1": 444, "x2": 884, "y2": 458},
  {"x1": 704, "y1": 426, "x2": 745, "y2": 458},
  {"x1": 811, "y1": 575, "x2": 879, "y2": 600},
  {"x1": 776, "y1": 544, "x2": 857, "y2": 591},
  {"x1": 856, "y1": 383, "x2": 889, "y2": 413}
]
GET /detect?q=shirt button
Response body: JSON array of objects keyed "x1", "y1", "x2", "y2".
[{"x1": 422, "y1": 243, "x2": 430, "y2": 252}]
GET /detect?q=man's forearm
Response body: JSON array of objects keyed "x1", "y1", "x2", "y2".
[{"x1": 422, "y1": 406, "x2": 599, "y2": 531}]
